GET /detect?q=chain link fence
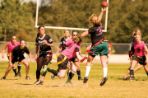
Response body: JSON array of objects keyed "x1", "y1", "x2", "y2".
[{"x1": 0, "y1": 41, "x2": 131, "y2": 54}]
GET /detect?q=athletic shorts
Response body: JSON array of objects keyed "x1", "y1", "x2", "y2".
[
  {"x1": 57, "y1": 54, "x2": 69, "y2": 70},
  {"x1": 12, "y1": 56, "x2": 25, "y2": 64},
  {"x1": 131, "y1": 55, "x2": 146, "y2": 65},
  {"x1": 89, "y1": 41, "x2": 108, "y2": 57},
  {"x1": 69, "y1": 57, "x2": 79, "y2": 62}
]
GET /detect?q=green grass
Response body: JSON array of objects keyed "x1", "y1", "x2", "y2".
[{"x1": 0, "y1": 62, "x2": 148, "y2": 98}]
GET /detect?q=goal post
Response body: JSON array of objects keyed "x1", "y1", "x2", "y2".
[{"x1": 35, "y1": 0, "x2": 109, "y2": 32}]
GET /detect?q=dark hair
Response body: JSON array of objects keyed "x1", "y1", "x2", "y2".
[
  {"x1": 38, "y1": 25, "x2": 45, "y2": 30},
  {"x1": 72, "y1": 31, "x2": 79, "y2": 35}
]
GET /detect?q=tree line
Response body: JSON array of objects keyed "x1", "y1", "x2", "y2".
[{"x1": 0, "y1": 0, "x2": 148, "y2": 43}]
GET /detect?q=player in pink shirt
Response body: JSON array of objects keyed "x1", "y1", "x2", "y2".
[
  {"x1": 128, "y1": 32, "x2": 148, "y2": 80},
  {"x1": 1, "y1": 36, "x2": 21, "y2": 79},
  {"x1": 123, "y1": 29, "x2": 148, "y2": 80}
]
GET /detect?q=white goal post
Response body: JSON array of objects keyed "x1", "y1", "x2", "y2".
[{"x1": 35, "y1": 0, "x2": 109, "y2": 32}]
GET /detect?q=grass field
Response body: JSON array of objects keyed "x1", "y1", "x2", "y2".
[{"x1": 0, "y1": 61, "x2": 148, "y2": 98}]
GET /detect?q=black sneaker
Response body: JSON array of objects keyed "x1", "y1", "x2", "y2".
[
  {"x1": 1, "y1": 76, "x2": 6, "y2": 80},
  {"x1": 35, "y1": 80, "x2": 43, "y2": 85},
  {"x1": 100, "y1": 77, "x2": 108, "y2": 86},
  {"x1": 83, "y1": 77, "x2": 88, "y2": 83}
]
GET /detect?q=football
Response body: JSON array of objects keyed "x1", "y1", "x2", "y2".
[{"x1": 101, "y1": 0, "x2": 108, "y2": 8}]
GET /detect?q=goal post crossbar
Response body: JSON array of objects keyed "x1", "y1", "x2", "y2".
[{"x1": 35, "y1": 0, "x2": 109, "y2": 32}]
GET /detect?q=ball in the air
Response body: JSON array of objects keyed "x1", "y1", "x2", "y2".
[{"x1": 101, "y1": 1, "x2": 108, "y2": 7}]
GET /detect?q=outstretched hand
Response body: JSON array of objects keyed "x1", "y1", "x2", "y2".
[{"x1": 101, "y1": 8, "x2": 106, "y2": 13}]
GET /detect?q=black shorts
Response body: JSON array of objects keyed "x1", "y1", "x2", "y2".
[
  {"x1": 12, "y1": 56, "x2": 25, "y2": 64},
  {"x1": 57, "y1": 54, "x2": 69, "y2": 70},
  {"x1": 132, "y1": 55, "x2": 146, "y2": 66},
  {"x1": 69, "y1": 57, "x2": 79, "y2": 62}
]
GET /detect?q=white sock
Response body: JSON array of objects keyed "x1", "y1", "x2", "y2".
[
  {"x1": 85, "y1": 63, "x2": 91, "y2": 77},
  {"x1": 102, "y1": 62, "x2": 108, "y2": 78}
]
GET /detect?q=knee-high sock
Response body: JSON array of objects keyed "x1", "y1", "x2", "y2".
[
  {"x1": 77, "y1": 70, "x2": 81, "y2": 78},
  {"x1": 85, "y1": 63, "x2": 91, "y2": 78},
  {"x1": 67, "y1": 71, "x2": 74, "y2": 80},
  {"x1": 130, "y1": 69, "x2": 134, "y2": 76},
  {"x1": 12, "y1": 68, "x2": 17, "y2": 75},
  {"x1": 17, "y1": 66, "x2": 21, "y2": 73},
  {"x1": 102, "y1": 62, "x2": 108, "y2": 78}
]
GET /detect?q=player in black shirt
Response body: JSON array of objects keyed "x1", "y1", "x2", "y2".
[
  {"x1": 1, "y1": 40, "x2": 30, "y2": 80},
  {"x1": 35, "y1": 26, "x2": 53, "y2": 84},
  {"x1": 81, "y1": 8, "x2": 109, "y2": 86},
  {"x1": 59, "y1": 30, "x2": 71, "y2": 52}
]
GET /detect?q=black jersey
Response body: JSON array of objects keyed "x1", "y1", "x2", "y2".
[
  {"x1": 35, "y1": 34, "x2": 53, "y2": 52},
  {"x1": 88, "y1": 24, "x2": 104, "y2": 45},
  {"x1": 12, "y1": 45, "x2": 30, "y2": 58}
]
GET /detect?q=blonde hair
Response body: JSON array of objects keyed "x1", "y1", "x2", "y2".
[{"x1": 89, "y1": 14, "x2": 101, "y2": 24}]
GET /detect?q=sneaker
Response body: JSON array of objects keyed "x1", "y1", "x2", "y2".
[
  {"x1": 34, "y1": 80, "x2": 39, "y2": 84},
  {"x1": 100, "y1": 77, "x2": 108, "y2": 86},
  {"x1": 25, "y1": 76, "x2": 31, "y2": 80},
  {"x1": 123, "y1": 75, "x2": 130, "y2": 80},
  {"x1": 35, "y1": 80, "x2": 43, "y2": 85},
  {"x1": 83, "y1": 77, "x2": 88, "y2": 83},
  {"x1": 1, "y1": 76, "x2": 6, "y2": 80},
  {"x1": 129, "y1": 75, "x2": 135, "y2": 80}
]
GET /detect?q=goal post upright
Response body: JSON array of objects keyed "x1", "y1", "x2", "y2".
[{"x1": 35, "y1": 0, "x2": 39, "y2": 28}]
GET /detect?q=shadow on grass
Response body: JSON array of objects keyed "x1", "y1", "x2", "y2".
[
  {"x1": 16, "y1": 83, "x2": 34, "y2": 85},
  {"x1": 1, "y1": 78, "x2": 18, "y2": 80}
]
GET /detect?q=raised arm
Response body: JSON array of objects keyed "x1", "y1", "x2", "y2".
[{"x1": 97, "y1": 8, "x2": 106, "y2": 23}]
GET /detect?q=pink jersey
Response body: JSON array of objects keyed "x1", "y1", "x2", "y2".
[
  {"x1": 61, "y1": 39, "x2": 80, "y2": 59},
  {"x1": 133, "y1": 41, "x2": 145, "y2": 57},
  {"x1": 7, "y1": 41, "x2": 20, "y2": 53}
]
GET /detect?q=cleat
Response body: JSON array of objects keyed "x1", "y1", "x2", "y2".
[
  {"x1": 129, "y1": 75, "x2": 135, "y2": 80},
  {"x1": 25, "y1": 76, "x2": 31, "y2": 80},
  {"x1": 83, "y1": 77, "x2": 88, "y2": 84},
  {"x1": 123, "y1": 75, "x2": 130, "y2": 80},
  {"x1": 100, "y1": 77, "x2": 108, "y2": 86},
  {"x1": 35, "y1": 80, "x2": 43, "y2": 85},
  {"x1": 34, "y1": 80, "x2": 39, "y2": 84},
  {"x1": 1, "y1": 76, "x2": 6, "y2": 80}
]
